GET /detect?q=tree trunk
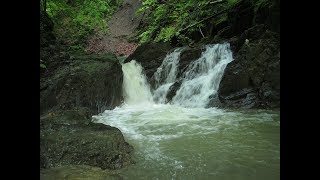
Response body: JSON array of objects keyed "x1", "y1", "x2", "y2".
[
  {"x1": 40, "y1": 0, "x2": 47, "y2": 12},
  {"x1": 43, "y1": 0, "x2": 46, "y2": 12}
]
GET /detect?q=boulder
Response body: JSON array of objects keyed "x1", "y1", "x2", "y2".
[
  {"x1": 177, "y1": 47, "x2": 203, "y2": 78},
  {"x1": 218, "y1": 26, "x2": 280, "y2": 109},
  {"x1": 166, "y1": 80, "x2": 183, "y2": 102},
  {"x1": 40, "y1": 54, "x2": 123, "y2": 115},
  {"x1": 40, "y1": 108, "x2": 134, "y2": 170},
  {"x1": 124, "y1": 42, "x2": 173, "y2": 79}
]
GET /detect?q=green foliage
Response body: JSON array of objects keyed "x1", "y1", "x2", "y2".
[
  {"x1": 228, "y1": 0, "x2": 271, "y2": 12},
  {"x1": 136, "y1": 0, "x2": 274, "y2": 44},
  {"x1": 214, "y1": 14, "x2": 228, "y2": 26},
  {"x1": 138, "y1": 28, "x2": 155, "y2": 44},
  {"x1": 226, "y1": 0, "x2": 241, "y2": 7},
  {"x1": 45, "y1": 0, "x2": 122, "y2": 47},
  {"x1": 251, "y1": 0, "x2": 272, "y2": 11},
  {"x1": 136, "y1": 0, "x2": 230, "y2": 44},
  {"x1": 40, "y1": 63, "x2": 47, "y2": 69},
  {"x1": 155, "y1": 26, "x2": 177, "y2": 42}
]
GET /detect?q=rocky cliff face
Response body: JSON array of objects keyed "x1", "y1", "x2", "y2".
[
  {"x1": 40, "y1": 43, "x2": 130, "y2": 171},
  {"x1": 216, "y1": 0, "x2": 280, "y2": 109},
  {"x1": 40, "y1": 53, "x2": 123, "y2": 115},
  {"x1": 41, "y1": 10, "x2": 124, "y2": 115},
  {"x1": 218, "y1": 25, "x2": 280, "y2": 109},
  {"x1": 40, "y1": 12, "x2": 133, "y2": 173}
]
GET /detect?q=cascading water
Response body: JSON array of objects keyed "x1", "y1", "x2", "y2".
[
  {"x1": 153, "y1": 48, "x2": 183, "y2": 87},
  {"x1": 152, "y1": 48, "x2": 183, "y2": 103},
  {"x1": 172, "y1": 43, "x2": 233, "y2": 107},
  {"x1": 93, "y1": 43, "x2": 280, "y2": 180},
  {"x1": 121, "y1": 60, "x2": 153, "y2": 105},
  {"x1": 151, "y1": 43, "x2": 233, "y2": 107}
]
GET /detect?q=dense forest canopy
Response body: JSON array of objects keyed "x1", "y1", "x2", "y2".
[
  {"x1": 40, "y1": 0, "x2": 272, "y2": 49},
  {"x1": 135, "y1": 0, "x2": 272, "y2": 44},
  {"x1": 40, "y1": 0, "x2": 123, "y2": 49}
]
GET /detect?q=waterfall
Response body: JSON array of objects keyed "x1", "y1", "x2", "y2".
[
  {"x1": 94, "y1": 43, "x2": 279, "y2": 180},
  {"x1": 152, "y1": 48, "x2": 183, "y2": 103},
  {"x1": 172, "y1": 43, "x2": 233, "y2": 107},
  {"x1": 121, "y1": 43, "x2": 233, "y2": 108},
  {"x1": 153, "y1": 48, "x2": 184, "y2": 87},
  {"x1": 121, "y1": 60, "x2": 153, "y2": 105}
]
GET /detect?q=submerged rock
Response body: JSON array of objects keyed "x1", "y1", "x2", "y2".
[{"x1": 40, "y1": 108, "x2": 134, "y2": 170}]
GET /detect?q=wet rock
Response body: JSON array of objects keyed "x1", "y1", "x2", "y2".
[
  {"x1": 218, "y1": 27, "x2": 280, "y2": 109},
  {"x1": 40, "y1": 54, "x2": 123, "y2": 115},
  {"x1": 219, "y1": 88, "x2": 258, "y2": 108},
  {"x1": 177, "y1": 47, "x2": 203, "y2": 78},
  {"x1": 207, "y1": 93, "x2": 222, "y2": 108},
  {"x1": 40, "y1": 109, "x2": 134, "y2": 170},
  {"x1": 231, "y1": 24, "x2": 268, "y2": 53},
  {"x1": 125, "y1": 42, "x2": 173, "y2": 79},
  {"x1": 166, "y1": 80, "x2": 183, "y2": 102}
]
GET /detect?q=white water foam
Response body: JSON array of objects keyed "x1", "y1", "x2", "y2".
[
  {"x1": 152, "y1": 48, "x2": 183, "y2": 103},
  {"x1": 172, "y1": 43, "x2": 233, "y2": 107},
  {"x1": 122, "y1": 60, "x2": 154, "y2": 105}
]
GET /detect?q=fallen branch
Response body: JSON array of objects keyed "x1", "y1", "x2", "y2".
[
  {"x1": 209, "y1": 0, "x2": 226, "y2": 5},
  {"x1": 199, "y1": 27, "x2": 205, "y2": 38}
]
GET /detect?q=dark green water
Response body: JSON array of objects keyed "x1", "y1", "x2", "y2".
[{"x1": 95, "y1": 105, "x2": 280, "y2": 180}]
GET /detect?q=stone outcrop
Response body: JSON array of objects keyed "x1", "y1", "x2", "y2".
[
  {"x1": 40, "y1": 108, "x2": 134, "y2": 170},
  {"x1": 40, "y1": 53, "x2": 123, "y2": 115}
]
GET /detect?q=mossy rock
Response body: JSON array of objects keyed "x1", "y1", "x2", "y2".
[
  {"x1": 40, "y1": 52, "x2": 123, "y2": 115},
  {"x1": 40, "y1": 109, "x2": 134, "y2": 170}
]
